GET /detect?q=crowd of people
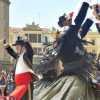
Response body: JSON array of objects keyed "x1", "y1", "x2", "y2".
[{"x1": 0, "y1": 67, "x2": 14, "y2": 97}]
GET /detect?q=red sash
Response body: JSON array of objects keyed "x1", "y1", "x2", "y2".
[
  {"x1": 9, "y1": 72, "x2": 33, "y2": 99},
  {"x1": 9, "y1": 84, "x2": 28, "y2": 100},
  {"x1": 15, "y1": 72, "x2": 33, "y2": 85}
]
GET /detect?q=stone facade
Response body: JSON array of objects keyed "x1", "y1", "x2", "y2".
[
  {"x1": 0, "y1": 0, "x2": 10, "y2": 60},
  {"x1": 0, "y1": 0, "x2": 12, "y2": 70}
]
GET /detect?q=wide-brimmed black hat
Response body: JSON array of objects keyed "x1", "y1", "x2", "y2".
[
  {"x1": 12, "y1": 36, "x2": 24, "y2": 46},
  {"x1": 58, "y1": 16, "x2": 66, "y2": 27}
]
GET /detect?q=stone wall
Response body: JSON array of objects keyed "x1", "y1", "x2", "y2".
[
  {"x1": 0, "y1": 0, "x2": 10, "y2": 60},
  {"x1": 0, "y1": 0, "x2": 12, "y2": 70}
]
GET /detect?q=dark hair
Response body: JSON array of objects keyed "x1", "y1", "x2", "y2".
[
  {"x1": 58, "y1": 15, "x2": 66, "y2": 27},
  {"x1": 58, "y1": 15, "x2": 72, "y2": 27},
  {"x1": 96, "y1": 4, "x2": 100, "y2": 15}
]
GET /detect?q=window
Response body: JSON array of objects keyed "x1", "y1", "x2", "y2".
[
  {"x1": 29, "y1": 34, "x2": 37, "y2": 42},
  {"x1": 92, "y1": 40, "x2": 95, "y2": 45},
  {"x1": 33, "y1": 48, "x2": 37, "y2": 54},
  {"x1": 44, "y1": 36, "x2": 48, "y2": 44},
  {"x1": 29, "y1": 34, "x2": 41, "y2": 43},
  {"x1": 92, "y1": 50, "x2": 95, "y2": 54},
  {"x1": 33, "y1": 48, "x2": 42, "y2": 55},
  {"x1": 38, "y1": 34, "x2": 41, "y2": 43}
]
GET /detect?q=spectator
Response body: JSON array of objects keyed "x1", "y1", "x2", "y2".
[
  {"x1": 43, "y1": 48, "x2": 49, "y2": 57},
  {"x1": 7, "y1": 70, "x2": 14, "y2": 94},
  {"x1": 38, "y1": 50, "x2": 43, "y2": 55},
  {"x1": 0, "y1": 71, "x2": 7, "y2": 96},
  {"x1": 9, "y1": 67, "x2": 15, "y2": 90}
]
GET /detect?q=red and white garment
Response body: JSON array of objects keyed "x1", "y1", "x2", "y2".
[
  {"x1": 59, "y1": 26, "x2": 69, "y2": 34},
  {"x1": 9, "y1": 51, "x2": 33, "y2": 100}
]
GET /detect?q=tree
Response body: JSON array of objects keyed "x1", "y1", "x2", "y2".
[{"x1": 52, "y1": 26, "x2": 56, "y2": 31}]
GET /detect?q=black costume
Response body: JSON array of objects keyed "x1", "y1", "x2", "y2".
[
  {"x1": 33, "y1": 49, "x2": 58, "y2": 99},
  {"x1": 4, "y1": 37, "x2": 38, "y2": 100},
  {"x1": 33, "y1": 69, "x2": 57, "y2": 100}
]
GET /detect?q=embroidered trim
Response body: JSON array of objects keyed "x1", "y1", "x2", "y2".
[
  {"x1": 23, "y1": 60, "x2": 38, "y2": 81},
  {"x1": 23, "y1": 60, "x2": 36, "y2": 75},
  {"x1": 28, "y1": 83, "x2": 31, "y2": 100}
]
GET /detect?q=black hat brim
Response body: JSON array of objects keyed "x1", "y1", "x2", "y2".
[
  {"x1": 12, "y1": 43, "x2": 24, "y2": 46},
  {"x1": 12, "y1": 40, "x2": 24, "y2": 46}
]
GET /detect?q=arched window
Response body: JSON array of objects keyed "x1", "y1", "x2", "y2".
[{"x1": 44, "y1": 36, "x2": 48, "y2": 44}]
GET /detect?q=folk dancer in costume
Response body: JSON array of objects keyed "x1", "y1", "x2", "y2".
[
  {"x1": 35, "y1": 0, "x2": 100, "y2": 100},
  {"x1": 0, "y1": 33, "x2": 38, "y2": 100},
  {"x1": 33, "y1": 41, "x2": 61, "y2": 100}
]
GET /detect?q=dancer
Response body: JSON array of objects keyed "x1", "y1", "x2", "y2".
[
  {"x1": 33, "y1": 41, "x2": 60, "y2": 99},
  {"x1": 35, "y1": 0, "x2": 100, "y2": 100},
  {"x1": 0, "y1": 33, "x2": 38, "y2": 100}
]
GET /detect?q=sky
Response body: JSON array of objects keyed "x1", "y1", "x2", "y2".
[{"x1": 9, "y1": 0, "x2": 100, "y2": 31}]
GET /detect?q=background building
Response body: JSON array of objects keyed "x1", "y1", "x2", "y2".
[
  {"x1": 9, "y1": 26, "x2": 100, "y2": 69},
  {"x1": 83, "y1": 32, "x2": 100, "y2": 55},
  {"x1": 51, "y1": 29, "x2": 100, "y2": 55},
  {"x1": 9, "y1": 22, "x2": 54, "y2": 64}
]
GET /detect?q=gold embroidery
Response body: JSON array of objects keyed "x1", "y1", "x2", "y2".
[
  {"x1": 23, "y1": 60, "x2": 36, "y2": 75},
  {"x1": 28, "y1": 83, "x2": 31, "y2": 100},
  {"x1": 23, "y1": 59, "x2": 38, "y2": 81}
]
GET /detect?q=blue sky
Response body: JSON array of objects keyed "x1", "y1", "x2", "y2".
[{"x1": 9, "y1": 0, "x2": 99, "y2": 31}]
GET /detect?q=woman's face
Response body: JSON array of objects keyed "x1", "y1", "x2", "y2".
[
  {"x1": 61, "y1": 21, "x2": 67, "y2": 27},
  {"x1": 2, "y1": 71, "x2": 7, "y2": 77},
  {"x1": 65, "y1": 17, "x2": 72, "y2": 26}
]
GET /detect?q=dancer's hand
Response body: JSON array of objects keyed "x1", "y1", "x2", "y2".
[
  {"x1": 18, "y1": 32, "x2": 26, "y2": 40},
  {"x1": 0, "y1": 39, "x2": 6, "y2": 44}
]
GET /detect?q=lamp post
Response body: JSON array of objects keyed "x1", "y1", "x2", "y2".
[{"x1": 37, "y1": 13, "x2": 41, "y2": 25}]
